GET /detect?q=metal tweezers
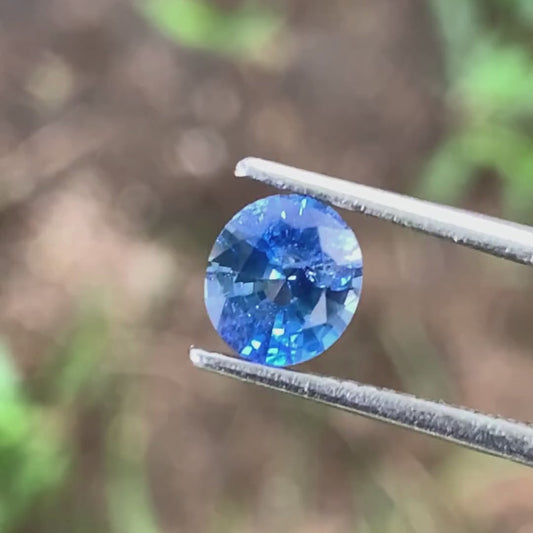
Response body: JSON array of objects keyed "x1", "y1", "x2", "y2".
[{"x1": 190, "y1": 157, "x2": 533, "y2": 467}]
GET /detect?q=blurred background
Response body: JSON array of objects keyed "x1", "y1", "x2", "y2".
[{"x1": 0, "y1": 0, "x2": 532, "y2": 532}]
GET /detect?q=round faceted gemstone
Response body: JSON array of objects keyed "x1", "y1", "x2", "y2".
[{"x1": 204, "y1": 194, "x2": 363, "y2": 367}]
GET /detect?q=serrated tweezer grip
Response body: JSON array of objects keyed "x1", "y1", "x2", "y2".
[
  {"x1": 191, "y1": 348, "x2": 533, "y2": 467},
  {"x1": 236, "y1": 157, "x2": 533, "y2": 266}
]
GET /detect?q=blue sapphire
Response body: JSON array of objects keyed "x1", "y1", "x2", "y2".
[{"x1": 204, "y1": 194, "x2": 363, "y2": 367}]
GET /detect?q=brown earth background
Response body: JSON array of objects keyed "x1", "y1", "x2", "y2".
[{"x1": 0, "y1": 1, "x2": 533, "y2": 532}]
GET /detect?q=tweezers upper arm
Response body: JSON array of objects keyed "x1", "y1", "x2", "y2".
[{"x1": 236, "y1": 157, "x2": 533, "y2": 266}]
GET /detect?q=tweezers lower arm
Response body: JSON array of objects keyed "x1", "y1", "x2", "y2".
[{"x1": 191, "y1": 348, "x2": 533, "y2": 467}]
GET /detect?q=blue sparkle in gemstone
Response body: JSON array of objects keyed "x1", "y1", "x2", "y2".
[{"x1": 204, "y1": 194, "x2": 363, "y2": 367}]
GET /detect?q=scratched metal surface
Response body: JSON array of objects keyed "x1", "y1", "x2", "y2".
[
  {"x1": 236, "y1": 157, "x2": 533, "y2": 266},
  {"x1": 191, "y1": 348, "x2": 533, "y2": 467}
]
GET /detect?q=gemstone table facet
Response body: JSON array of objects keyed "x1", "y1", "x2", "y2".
[{"x1": 204, "y1": 194, "x2": 363, "y2": 367}]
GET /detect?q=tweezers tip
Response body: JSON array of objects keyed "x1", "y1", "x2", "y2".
[
  {"x1": 234, "y1": 157, "x2": 253, "y2": 177},
  {"x1": 189, "y1": 346, "x2": 206, "y2": 368},
  {"x1": 235, "y1": 156, "x2": 270, "y2": 179}
]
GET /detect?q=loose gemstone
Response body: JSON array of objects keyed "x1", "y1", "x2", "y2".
[{"x1": 204, "y1": 194, "x2": 363, "y2": 367}]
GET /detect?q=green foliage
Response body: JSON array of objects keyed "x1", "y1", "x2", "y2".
[
  {"x1": 422, "y1": 0, "x2": 533, "y2": 221},
  {"x1": 0, "y1": 343, "x2": 67, "y2": 531},
  {"x1": 459, "y1": 41, "x2": 533, "y2": 118},
  {"x1": 49, "y1": 297, "x2": 111, "y2": 404},
  {"x1": 139, "y1": 0, "x2": 282, "y2": 60},
  {"x1": 0, "y1": 299, "x2": 135, "y2": 532},
  {"x1": 106, "y1": 408, "x2": 160, "y2": 533}
]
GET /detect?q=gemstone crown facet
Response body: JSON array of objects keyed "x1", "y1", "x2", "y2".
[{"x1": 204, "y1": 194, "x2": 363, "y2": 367}]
